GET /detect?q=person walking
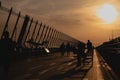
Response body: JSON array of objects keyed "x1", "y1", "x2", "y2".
[
  {"x1": 59, "y1": 42, "x2": 65, "y2": 56},
  {"x1": 75, "y1": 43, "x2": 86, "y2": 66},
  {"x1": 66, "y1": 42, "x2": 71, "y2": 56},
  {"x1": 86, "y1": 40, "x2": 93, "y2": 56}
]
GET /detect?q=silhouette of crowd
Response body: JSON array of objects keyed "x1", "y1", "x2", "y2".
[
  {"x1": 59, "y1": 42, "x2": 72, "y2": 56},
  {"x1": 61, "y1": 40, "x2": 94, "y2": 66}
]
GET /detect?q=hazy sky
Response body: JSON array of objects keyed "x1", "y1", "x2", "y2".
[{"x1": 1, "y1": 0, "x2": 120, "y2": 46}]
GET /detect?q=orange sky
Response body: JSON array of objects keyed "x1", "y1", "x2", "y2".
[{"x1": 1, "y1": 0, "x2": 120, "y2": 46}]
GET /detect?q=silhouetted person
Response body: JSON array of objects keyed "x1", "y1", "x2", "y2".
[
  {"x1": 59, "y1": 42, "x2": 65, "y2": 56},
  {"x1": 86, "y1": 40, "x2": 93, "y2": 56},
  {"x1": 66, "y1": 42, "x2": 71, "y2": 56},
  {"x1": 75, "y1": 43, "x2": 86, "y2": 66},
  {"x1": 0, "y1": 31, "x2": 14, "y2": 80}
]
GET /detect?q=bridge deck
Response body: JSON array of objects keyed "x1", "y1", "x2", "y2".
[
  {"x1": 83, "y1": 50, "x2": 119, "y2": 80},
  {"x1": 0, "y1": 50, "x2": 119, "y2": 80},
  {"x1": 82, "y1": 50, "x2": 104, "y2": 80}
]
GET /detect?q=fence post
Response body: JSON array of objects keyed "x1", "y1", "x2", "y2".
[
  {"x1": 35, "y1": 23, "x2": 42, "y2": 42},
  {"x1": 11, "y1": 12, "x2": 21, "y2": 40},
  {"x1": 0, "y1": 1, "x2": 1, "y2": 7},
  {"x1": 17, "y1": 15, "x2": 30, "y2": 45},
  {"x1": 38, "y1": 25, "x2": 45, "y2": 43},
  {"x1": 44, "y1": 27, "x2": 51, "y2": 42},
  {"x1": 31, "y1": 20, "x2": 38, "y2": 40},
  {"x1": 54, "y1": 31, "x2": 59, "y2": 47},
  {"x1": 58, "y1": 32, "x2": 61, "y2": 46},
  {"x1": 46, "y1": 28, "x2": 54, "y2": 47},
  {"x1": 1, "y1": 8, "x2": 12, "y2": 39},
  {"x1": 52, "y1": 30, "x2": 57, "y2": 47},
  {"x1": 24, "y1": 18, "x2": 33, "y2": 45},
  {"x1": 42, "y1": 26, "x2": 49, "y2": 42},
  {"x1": 49, "y1": 29, "x2": 56, "y2": 47}
]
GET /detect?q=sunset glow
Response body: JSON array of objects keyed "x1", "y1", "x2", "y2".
[
  {"x1": 1, "y1": 0, "x2": 120, "y2": 46},
  {"x1": 97, "y1": 4, "x2": 118, "y2": 24}
]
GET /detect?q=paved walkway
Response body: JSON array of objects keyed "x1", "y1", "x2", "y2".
[
  {"x1": 82, "y1": 50, "x2": 119, "y2": 80},
  {"x1": 82, "y1": 50, "x2": 104, "y2": 80},
  {"x1": 0, "y1": 50, "x2": 119, "y2": 80}
]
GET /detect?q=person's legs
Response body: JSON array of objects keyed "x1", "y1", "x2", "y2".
[
  {"x1": 77, "y1": 56, "x2": 81, "y2": 66},
  {"x1": 87, "y1": 49, "x2": 90, "y2": 56}
]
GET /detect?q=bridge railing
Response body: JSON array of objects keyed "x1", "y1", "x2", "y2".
[
  {"x1": 97, "y1": 37, "x2": 120, "y2": 54},
  {"x1": 96, "y1": 37, "x2": 120, "y2": 77},
  {"x1": 0, "y1": 1, "x2": 84, "y2": 58}
]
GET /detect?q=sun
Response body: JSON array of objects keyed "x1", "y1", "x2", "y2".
[{"x1": 96, "y1": 3, "x2": 118, "y2": 24}]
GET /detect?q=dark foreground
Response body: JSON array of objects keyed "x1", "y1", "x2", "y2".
[{"x1": 0, "y1": 50, "x2": 119, "y2": 80}]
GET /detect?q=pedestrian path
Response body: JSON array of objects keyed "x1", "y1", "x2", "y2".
[
  {"x1": 82, "y1": 50, "x2": 104, "y2": 80},
  {"x1": 0, "y1": 50, "x2": 119, "y2": 80},
  {"x1": 82, "y1": 50, "x2": 119, "y2": 80},
  {"x1": 51, "y1": 50, "x2": 119, "y2": 80}
]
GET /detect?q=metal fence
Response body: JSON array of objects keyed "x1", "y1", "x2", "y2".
[
  {"x1": 0, "y1": 1, "x2": 84, "y2": 51},
  {"x1": 97, "y1": 36, "x2": 120, "y2": 54},
  {"x1": 96, "y1": 36, "x2": 120, "y2": 78},
  {"x1": 0, "y1": 3, "x2": 83, "y2": 48}
]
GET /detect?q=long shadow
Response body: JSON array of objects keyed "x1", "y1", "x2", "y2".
[{"x1": 47, "y1": 59, "x2": 93, "y2": 80}]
